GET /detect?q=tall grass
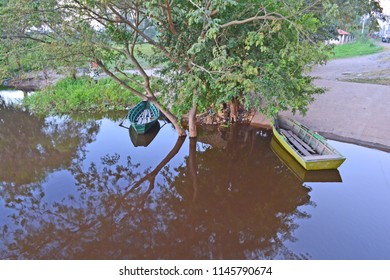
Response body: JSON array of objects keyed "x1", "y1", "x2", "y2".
[
  {"x1": 23, "y1": 76, "x2": 141, "y2": 114},
  {"x1": 332, "y1": 39, "x2": 384, "y2": 59}
]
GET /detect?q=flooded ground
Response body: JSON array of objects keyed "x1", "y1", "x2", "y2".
[{"x1": 1, "y1": 92, "x2": 390, "y2": 259}]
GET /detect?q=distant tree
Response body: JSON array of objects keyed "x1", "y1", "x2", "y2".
[{"x1": 328, "y1": 0, "x2": 385, "y2": 32}]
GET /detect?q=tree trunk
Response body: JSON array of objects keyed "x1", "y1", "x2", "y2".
[
  {"x1": 188, "y1": 104, "x2": 197, "y2": 138},
  {"x1": 188, "y1": 137, "x2": 198, "y2": 202},
  {"x1": 230, "y1": 97, "x2": 239, "y2": 122}
]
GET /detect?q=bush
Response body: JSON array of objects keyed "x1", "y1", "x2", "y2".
[{"x1": 23, "y1": 76, "x2": 141, "y2": 114}]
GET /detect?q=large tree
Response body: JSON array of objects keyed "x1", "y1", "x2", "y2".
[
  {"x1": 153, "y1": 0, "x2": 330, "y2": 133},
  {"x1": 0, "y1": 0, "x2": 384, "y2": 137}
]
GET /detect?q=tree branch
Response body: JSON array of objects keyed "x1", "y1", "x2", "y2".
[
  {"x1": 1, "y1": 34, "x2": 51, "y2": 44},
  {"x1": 166, "y1": 0, "x2": 177, "y2": 34},
  {"x1": 220, "y1": 14, "x2": 284, "y2": 29},
  {"x1": 114, "y1": 67, "x2": 144, "y2": 89},
  {"x1": 107, "y1": 4, "x2": 179, "y2": 64},
  {"x1": 95, "y1": 59, "x2": 146, "y2": 100}
]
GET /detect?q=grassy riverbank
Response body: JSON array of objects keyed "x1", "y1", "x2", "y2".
[
  {"x1": 332, "y1": 39, "x2": 384, "y2": 59},
  {"x1": 23, "y1": 77, "x2": 141, "y2": 114}
]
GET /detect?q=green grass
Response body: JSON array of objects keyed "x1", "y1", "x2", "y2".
[
  {"x1": 23, "y1": 76, "x2": 141, "y2": 115},
  {"x1": 332, "y1": 39, "x2": 384, "y2": 59},
  {"x1": 0, "y1": 85, "x2": 11, "y2": 90}
]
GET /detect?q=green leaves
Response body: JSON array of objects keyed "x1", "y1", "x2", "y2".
[
  {"x1": 154, "y1": 0, "x2": 335, "y2": 119},
  {"x1": 188, "y1": 40, "x2": 205, "y2": 55}
]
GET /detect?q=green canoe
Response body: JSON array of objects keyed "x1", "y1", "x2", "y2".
[
  {"x1": 128, "y1": 101, "x2": 160, "y2": 134},
  {"x1": 273, "y1": 115, "x2": 346, "y2": 170}
]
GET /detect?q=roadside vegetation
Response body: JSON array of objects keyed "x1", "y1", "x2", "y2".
[
  {"x1": 332, "y1": 39, "x2": 384, "y2": 59},
  {"x1": 23, "y1": 77, "x2": 141, "y2": 115}
]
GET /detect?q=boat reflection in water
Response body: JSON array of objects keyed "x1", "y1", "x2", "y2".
[
  {"x1": 129, "y1": 121, "x2": 161, "y2": 147},
  {"x1": 271, "y1": 137, "x2": 342, "y2": 183}
]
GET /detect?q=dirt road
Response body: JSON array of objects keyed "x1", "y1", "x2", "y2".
[{"x1": 252, "y1": 42, "x2": 390, "y2": 151}]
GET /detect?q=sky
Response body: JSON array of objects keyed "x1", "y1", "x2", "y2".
[
  {"x1": 380, "y1": 0, "x2": 390, "y2": 14},
  {"x1": 378, "y1": 0, "x2": 390, "y2": 28}
]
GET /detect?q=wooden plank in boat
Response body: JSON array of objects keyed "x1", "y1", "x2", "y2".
[
  {"x1": 283, "y1": 129, "x2": 316, "y2": 154},
  {"x1": 280, "y1": 129, "x2": 312, "y2": 156},
  {"x1": 136, "y1": 109, "x2": 153, "y2": 125}
]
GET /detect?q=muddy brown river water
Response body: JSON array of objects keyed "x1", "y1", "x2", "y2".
[{"x1": 1, "y1": 92, "x2": 390, "y2": 259}]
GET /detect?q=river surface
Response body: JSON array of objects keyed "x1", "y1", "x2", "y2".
[{"x1": 1, "y1": 91, "x2": 390, "y2": 260}]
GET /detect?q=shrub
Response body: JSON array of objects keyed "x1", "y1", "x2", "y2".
[{"x1": 24, "y1": 76, "x2": 141, "y2": 114}]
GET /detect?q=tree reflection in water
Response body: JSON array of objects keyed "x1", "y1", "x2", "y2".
[
  {"x1": 1, "y1": 112, "x2": 313, "y2": 259},
  {"x1": 0, "y1": 98, "x2": 100, "y2": 185},
  {"x1": 167, "y1": 125, "x2": 312, "y2": 259}
]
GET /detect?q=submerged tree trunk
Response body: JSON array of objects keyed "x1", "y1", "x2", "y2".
[
  {"x1": 188, "y1": 137, "x2": 198, "y2": 202},
  {"x1": 188, "y1": 104, "x2": 197, "y2": 138}
]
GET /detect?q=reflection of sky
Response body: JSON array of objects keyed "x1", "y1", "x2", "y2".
[
  {"x1": 0, "y1": 90, "x2": 24, "y2": 104},
  {"x1": 287, "y1": 141, "x2": 390, "y2": 259},
  {"x1": 82, "y1": 119, "x2": 188, "y2": 171},
  {"x1": 42, "y1": 170, "x2": 78, "y2": 204}
]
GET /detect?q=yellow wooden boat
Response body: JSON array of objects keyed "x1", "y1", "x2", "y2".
[
  {"x1": 271, "y1": 137, "x2": 342, "y2": 182},
  {"x1": 273, "y1": 115, "x2": 346, "y2": 170}
]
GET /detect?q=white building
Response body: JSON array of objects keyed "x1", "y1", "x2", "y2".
[{"x1": 326, "y1": 29, "x2": 353, "y2": 45}]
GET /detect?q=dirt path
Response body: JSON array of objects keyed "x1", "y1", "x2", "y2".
[
  {"x1": 311, "y1": 42, "x2": 390, "y2": 85},
  {"x1": 252, "y1": 42, "x2": 390, "y2": 151}
]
